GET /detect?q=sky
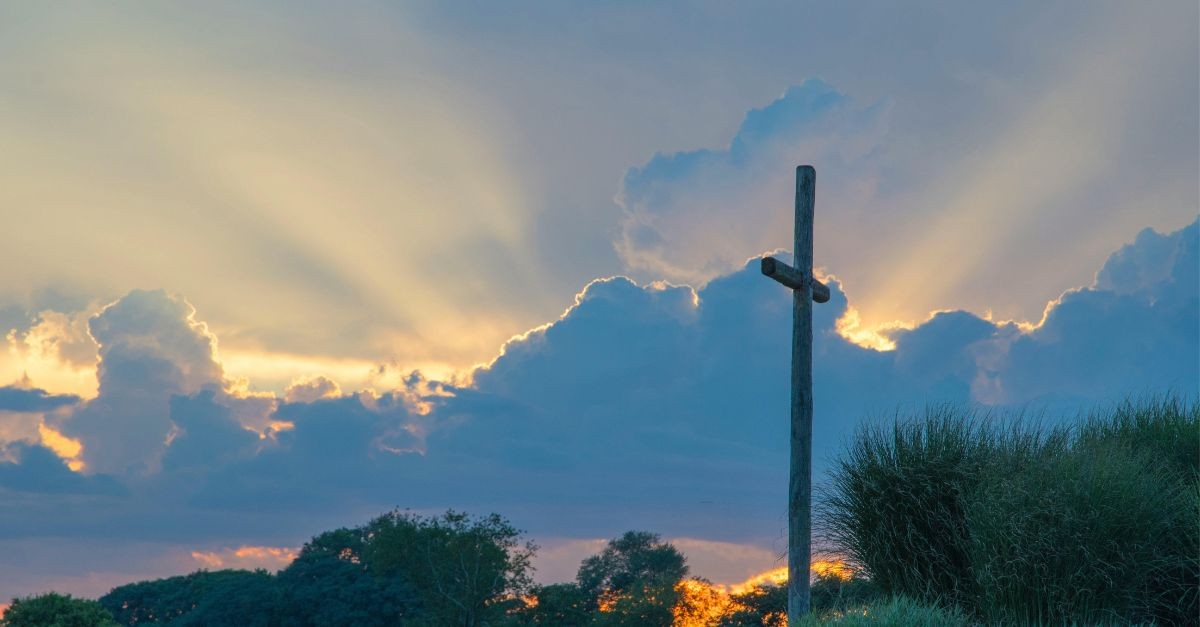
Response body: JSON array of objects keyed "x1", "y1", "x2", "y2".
[{"x1": 0, "y1": 1, "x2": 1196, "y2": 599}]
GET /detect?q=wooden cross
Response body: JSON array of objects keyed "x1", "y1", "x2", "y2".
[{"x1": 760, "y1": 165, "x2": 829, "y2": 620}]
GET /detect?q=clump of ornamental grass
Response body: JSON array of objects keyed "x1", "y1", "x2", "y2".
[
  {"x1": 818, "y1": 405, "x2": 1051, "y2": 610},
  {"x1": 967, "y1": 397, "x2": 1199, "y2": 625},
  {"x1": 820, "y1": 396, "x2": 1199, "y2": 625}
]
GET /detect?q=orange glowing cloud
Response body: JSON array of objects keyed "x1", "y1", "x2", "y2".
[
  {"x1": 190, "y1": 546, "x2": 298, "y2": 571},
  {"x1": 37, "y1": 422, "x2": 85, "y2": 472}
]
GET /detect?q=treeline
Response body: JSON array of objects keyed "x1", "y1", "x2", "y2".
[
  {"x1": 4, "y1": 397, "x2": 1195, "y2": 627},
  {"x1": 1, "y1": 514, "x2": 875, "y2": 627}
]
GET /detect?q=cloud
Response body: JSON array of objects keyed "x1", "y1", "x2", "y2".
[
  {"x1": 0, "y1": 443, "x2": 122, "y2": 495},
  {"x1": 2, "y1": 309, "x2": 100, "y2": 398},
  {"x1": 995, "y1": 220, "x2": 1198, "y2": 407},
  {"x1": 0, "y1": 219, "x2": 1193, "y2": 599},
  {"x1": 411, "y1": 219, "x2": 1197, "y2": 542},
  {"x1": 176, "y1": 391, "x2": 423, "y2": 512},
  {"x1": 615, "y1": 79, "x2": 890, "y2": 286},
  {"x1": 0, "y1": 386, "x2": 80, "y2": 413},
  {"x1": 0, "y1": 4, "x2": 552, "y2": 375},
  {"x1": 189, "y1": 545, "x2": 297, "y2": 572},
  {"x1": 162, "y1": 391, "x2": 260, "y2": 473},
  {"x1": 60, "y1": 290, "x2": 228, "y2": 475},
  {"x1": 283, "y1": 376, "x2": 342, "y2": 403},
  {"x1": 1095, "y1": 220, "x2": 1198, "y2": 296}
]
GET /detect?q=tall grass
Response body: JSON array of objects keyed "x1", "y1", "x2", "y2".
[
  {"x1": 794, "y1": 595, "x2": 972, "y2": 627},
  {"x1": 820, "y1": 397, "x2": 1199, "y2": 625}
]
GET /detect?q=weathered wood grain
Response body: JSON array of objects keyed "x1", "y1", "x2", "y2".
[{"x1": 760, "y1": 256, "x2": 831, "y2": 303}]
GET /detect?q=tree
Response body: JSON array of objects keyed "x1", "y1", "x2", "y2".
[
  {"x1": 277, "y1": 528, "x2": 421, "y2": 626},
  {"x1": 717, "y1": 582, "x2": 786, "y2": 626},
  {"x1": 99, "y1": 569, "x2": 279, "y2": 626},
  {"x1": 365, "y1": 510, "x2": 536, "y2": 627},
  {"x1": 576, "y1": 531, "x2": 688, "y2": 627},
  {"x1": 511, "y1": 583, "x2": 591, "y2": 626},
  {"x1": 1, "y1": 592, "x2": 118, "y2": 627}
]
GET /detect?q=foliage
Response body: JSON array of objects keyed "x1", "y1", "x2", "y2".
[
  {"x1": 99, "y1": 569, "x2": 279, "y2": 626},
  {"x1": 716, "y1": 583, "x2": 786, "y2": 626},
  {"x1": 276, "y1": 527, "x2": 421, "y2": 626},
  {"x1": 511, "y1": 583, "x2": 591, "y2": 626},
  {"x1": 1, "y1": 593, "x2": 118, "y2": 627},
  {"x1": 673, "y1": 578, "x2": 737, "y2": 627},
  {"x1": 821, "y1": 405, "x2": 1014, "y2": 606},
  {"x1": 809, "y1": 573, "x2": 881, "y2": 615},
  {"x1": 1077, "y1": 396, "x2": 1199, "y2": 477},
  {"x1": 821, "y1": 396, "x2": 1200, "y2": 625},
  {"x1": 792, "y1": 595, "x2": 972, "y2": 627},
  {"x1": 967, "y1": 433, "x2": 1197, "y2": 623},
  {"x1": 365, "y1": 510, "x2": 536, "y2": 627},
  {"x1": 20, "y1": 397, "x2": 1197, "y2": 627},
  {"x1": 576, "y1": 531, "x2": 688, "y2": 626}
]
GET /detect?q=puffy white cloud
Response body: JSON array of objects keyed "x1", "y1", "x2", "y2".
[
  {"x1": 283, "y1": 375, "x2": 342, "y2": 403},
  {"x1": 60, "y1": 290, "x2": 227, "y2": 475},
  {"x1": 616, "y1": 79, "x2": 889, "y2": 286}
]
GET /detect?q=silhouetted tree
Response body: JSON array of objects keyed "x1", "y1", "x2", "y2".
[
  {"x1": 576, "y1": 531, "x2": 688, "y2": 627},
  {"x1": 365, "y1": 510, "x2": 535, "y2": 627},
  {"x1": 1, "y1": 592, "x2": 118, "y2": 627},
  {"x1": 510, "y1": 583, "x2": 591, "y2": 626},
  {"x1": 277, "y1": 527, "x2": 421, "y2": 626},
  {"x1": 99, "y1": 569, "x2": 279, "y2": 626}
]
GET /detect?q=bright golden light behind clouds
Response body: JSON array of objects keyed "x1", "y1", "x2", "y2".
[
  {"x1": 0, "y1": 2, "x2": 1194, "y2": 393},
  {"x1": 0, "y1": 4, "x2": 552, "y2": 385}
]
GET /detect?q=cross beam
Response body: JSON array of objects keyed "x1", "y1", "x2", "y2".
[
  {"x1": 761, "y1": 257, "x2": 830, "y2": 303},
  {"x1": 760, "y1": 165, "x2": 827, "y2": 622}
]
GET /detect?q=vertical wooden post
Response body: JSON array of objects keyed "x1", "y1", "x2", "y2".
[{"x1": 789, "y1": 165, "x2": 815, "y2": 621}]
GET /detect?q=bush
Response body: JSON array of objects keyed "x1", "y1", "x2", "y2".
[
  {"x1": 821, "y1": 397, "x2": 1199, "y2": 624},
  {"x1": 820, "y1": 405, "x2": 1039, "y2": 607}
]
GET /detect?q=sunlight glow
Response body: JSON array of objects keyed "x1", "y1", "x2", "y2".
[
  {"x1": 2, "y1": 313, "x2": 99, "y2": 399},
  {"x1": 37, "y1": 422, "x2": 85, "y2": 472},
  {"x1": 668, "y1": 561, "x2": 854, "y2": 626},
  {"x1": 834, "y1": 307, "x2": 912, "y2": 352},
  {"x1": 674, "y1": 578, "x2": 741, "y2": 626}
]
